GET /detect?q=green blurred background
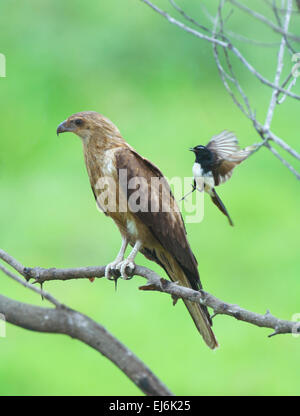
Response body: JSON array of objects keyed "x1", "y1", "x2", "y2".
[{"x1": 1, "y1": 0, "x2": 300, "y2": 396}]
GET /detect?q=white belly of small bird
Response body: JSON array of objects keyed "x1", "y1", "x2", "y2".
[{"x1": 193, "y1": 162, "x2": 215, "y2": 192}]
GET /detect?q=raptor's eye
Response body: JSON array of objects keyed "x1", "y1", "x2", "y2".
[{"x1": 74, "y1": 118, "x2": 84, "y2": 126}]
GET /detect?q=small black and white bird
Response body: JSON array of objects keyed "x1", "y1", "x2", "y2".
[{"x1": 184, "y1": 131, "x2": 256, "y2": 226}]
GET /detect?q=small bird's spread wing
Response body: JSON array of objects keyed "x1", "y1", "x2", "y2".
[
  {"x1": 114, "y1": 147, "x2": 200, "y2": 290},
  {"x1": 207, "y1": 131, "x2": 255, "y2": 186},
  {"x1": 206, "y1": 130, "x2": 240, "y2": 160}
]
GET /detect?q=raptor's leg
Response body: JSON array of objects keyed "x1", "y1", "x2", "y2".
[
  {"x1": 105, "y1": 236, "x2": 128, "y2": 279},
  {"x1": 117, "y1": 240, "x2": 142, "y2": 280}
]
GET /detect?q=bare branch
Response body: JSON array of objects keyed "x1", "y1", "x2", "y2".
[
  {"x1": 202, "y1": 2, "x2": 281, "y2": 47},
  {"x1": 265, "y1": 0, "x2": 293, "y2": 130},
  {"x1": 140, "y1": 0, "x2": 300, "y2": 179},
  {"x1": 0, "y1": 263, "x2": 62, "y2": 307},
  {"x1": 226, "y1": 30, "x2": 281, "y2": 47},
  {"x1": 212, "y1": 1, "x2": 254, "y2": 120},
  {"x1": 265, "y1": 141, "x2": 300, "y2": 179},
  {"x1": 0, "y1": 248, "x2": 173, "y2": 396},
  {"x1": 252, "y1": 120, "x2": 300, "y2": 179},
  {"x1": 277, "y1": 76, "x2": 297, "y2": 103},
  {"x1": 139, "y1": 0, "x2": 300, "y2": 100},
  {"x1": 228, "y1": 43, "x2": 300, "y2": 100},
  {"x1": 228, "y1": 0, "x2": 300, "y2": 42},
  {"x1": 1, "y1": 249, "x2": 298, "y2": 338},
  {"x1": 139, "y1": 0, "x2": 300, "y2": 164},
  {"x1": 271, "y1": 0, "x2": 295, "y2": 55},
  {"x1": 139, "y1": 0, "x2": 228, "y2": 47},
  {"x1": 169, "y1": 0, "x2": 211, "y2": 34},
  {"x1": 139, "y1": 278, "x2": 297, "y2": 338},
  {"x1": 0, "y1": 294, "x2": 173, "y2": 396},
  {"x1": 264, "y1": 0, "x2": 300, "y2": 14},
  {"x1": 254, "y1": 121, "x2": 300, "y2": 161},
  {"x1": 212, "y1": 41, "x2": 251, "y2": 119}
]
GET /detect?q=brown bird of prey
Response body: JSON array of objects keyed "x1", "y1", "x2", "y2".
[
  {"x1": 57, "y1": 111, "x2": 218, "y2": 349},
  {"x1": 185, "y1": 131, "x2": 256, "y2": 226}
]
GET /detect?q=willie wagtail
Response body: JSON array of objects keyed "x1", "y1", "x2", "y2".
[{"x1": 183, "y1": 130, "x2": 256, "y2": 226}]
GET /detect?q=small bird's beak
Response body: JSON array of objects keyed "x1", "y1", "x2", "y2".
[
  {"x1": 56, "y1": 120, "x2": 72, "y2": 136},
  {"x1": 189, "y1": 147, "x2": 195, "y2": 152}
]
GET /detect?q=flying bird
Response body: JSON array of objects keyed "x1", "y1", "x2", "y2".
[
  {"x1": 185, "y1": 131, "x2": 256, "y2": 226},
  {"x1": 57, "y1": 111, "x2": 218, "y2": 349}
]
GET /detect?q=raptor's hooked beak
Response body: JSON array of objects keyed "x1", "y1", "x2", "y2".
[{"x1": 57, "y1": 120, "x2": 72, "y2": 136}]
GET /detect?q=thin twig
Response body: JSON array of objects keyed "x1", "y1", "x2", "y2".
[
  {"x1": 265, "y1": 0, "x2": 292, "y2": 130},
  {"x1": 265, "y1": 141, "x2": 300, "y2": 179},
  {"x1": 228, "y1": 43, "x2": 300, "y2": 100},
  {"x1": 169, "y1": 0, "x2": 211, "y2": 34},
  {"x1": 229, "y1": 0, "x2": 300, "y2": 42},
  {"x1": 226, "y1": 29, "x2": 281, "y2": 47},
  {"x1": 139, "y1": 0, "x2": 228, "y2": 47},
  {"x1": 253, "y1": 120, "x2": 300, "y2": 179},
  {"x1": 140, "y1": 0, "x2": 300, "y2": 100},
  {"x1": 202, "y1": 3, "x2": 281, "y2": 47},
  {"x1": 264, "y1": 0, "x2": 300, "y2": 13},
  {"x1": 271, "y1": 0, "x2": 295, "y2": 54},
  {"x1": 0, "y1": 263, "x2": 62, "y2": 307},
  {"x1": 213, "y1": 1, "x2": 254, "y2": 120},
  {"x1": 277, "y1": 76, "x2": 297, "y2": 103},
  {"x1": 140, "y1": 0, "x2": 300, "y2": 180}
]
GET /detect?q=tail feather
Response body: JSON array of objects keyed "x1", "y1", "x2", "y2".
[
  {"x1": 155, "y1": 249, "x2": 218, "y2": 350},
  {"x1": 210, "y1": 188, "x2": 234, "y2": 226},
  {"x1": 183, "y1": 298, "x2": 218, "y2": 349}
]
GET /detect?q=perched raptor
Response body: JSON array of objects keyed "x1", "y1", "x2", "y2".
[
  {"x1": 188, "y1": 131, "x2": 256, "y2": 226},
  {"x1": 57, "y1": 111, "x2": 218, "y2": 349}
]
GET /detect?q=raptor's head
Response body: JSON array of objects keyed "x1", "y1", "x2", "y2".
[{"x1": 56, "y1": 111, "x2": 121, "y2": 143}]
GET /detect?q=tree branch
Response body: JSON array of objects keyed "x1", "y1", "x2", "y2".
[
  {"x1": 264, "y1": 0, "x2": 292, "y2": 131},
  {"x1": 228, "y1": 0, "x2": 300, "y2": 42},
  {"x1": 1, "y1": 249, "x2": 298, "y2": 338},
  {"x1": 139, "y1": 0, "x2": 300, "y2": 100},
  {"x1": 139, "y1": 0, "x2": 300, "y2": 180},
  {"x1": 0, "y1": 249, "x2": 173, "y2": 396},
  {"x1": 139, "y1": 0, "x2": 228, "y2": 47}
]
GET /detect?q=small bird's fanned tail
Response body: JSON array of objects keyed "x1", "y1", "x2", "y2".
[
  {"x1": 210, "y1": 188, "x2": 234, "y2": 226},
  {"x1": 153, "y1": 248, "x2": 218, "y2": 350}
]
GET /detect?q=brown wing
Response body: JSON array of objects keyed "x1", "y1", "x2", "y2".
[
  {"x1": 213, "y1": 160, "x2": 236, "y2": 186},
  {"x1": 115, "y1": 147, "x2": 201, "y2": 290}
]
